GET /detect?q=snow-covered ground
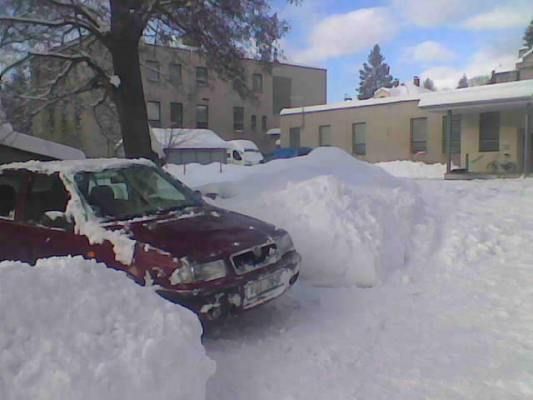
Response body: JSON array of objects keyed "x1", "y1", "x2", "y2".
[
  {"x1": 168, "y1": 149, "x2": 533, "y2": 399},
  {"x1": 2, "y1": 148, "x2": 532, "y2": 399},
  {"x1": 0, "y1": 257, "x2": 214, "y2": 400},
  {"x1": 376, "y1": 160, "x2": 446, "y2": 179}
]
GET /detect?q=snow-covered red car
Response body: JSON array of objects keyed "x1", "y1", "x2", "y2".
[{"x1": 0, "y1": 159, "x2": 300, "y2": 320}]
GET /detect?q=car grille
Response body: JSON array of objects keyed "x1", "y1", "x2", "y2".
[{"x1": 231, "y1": 243, "x2": 279, "y2": 275}]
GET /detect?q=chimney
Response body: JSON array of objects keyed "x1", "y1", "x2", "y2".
[
  {"x1": 518, "y1": 46, "x2": 529, "y2": 58},
  {"x1": 413, "y1": 76, "x2": 420, "y2": 87}
]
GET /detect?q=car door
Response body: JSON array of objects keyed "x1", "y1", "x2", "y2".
[
  {"x1": 17, "y1": 172, "x2": 117, "y2": 265},
  {"x1": 0, "y1": 170, "x2": 32, "y2": 262}
]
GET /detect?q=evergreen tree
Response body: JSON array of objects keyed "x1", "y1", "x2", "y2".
[
  {"x1": 423, "y1": 78, "x2": 436, "y2": 91},
  {"x1": 524, "y1": 19, "x2": 533, "y2": 48},
  {"x1": 457, "y1": 74, "x2": 469, "y2": 89},
  {"x1": 357, "y1": 44, "x2": 395, "y2": 100}
]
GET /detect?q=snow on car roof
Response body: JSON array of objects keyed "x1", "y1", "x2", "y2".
[
  {"x1": 228, "y1": 140, "x2": 260, "y2": 151},
  {"x1": 0, "y1": 157, "x2": 154, "y2": 175}
]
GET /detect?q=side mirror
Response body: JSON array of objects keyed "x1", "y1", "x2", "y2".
[{"x1": 192, "y1": 190, "x2": 204, "y2": 202}]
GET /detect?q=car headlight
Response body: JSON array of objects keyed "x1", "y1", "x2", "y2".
[
  {"x1": 275, "y1": 232, "x2": 294, "y2": 255},
  {"x1": 170, "y1": 259, "x2": 227, "y2": 284}
]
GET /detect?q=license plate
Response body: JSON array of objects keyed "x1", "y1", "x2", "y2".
[{"x1": 244, "y1": 270, "x2": 284, "y2": 302}]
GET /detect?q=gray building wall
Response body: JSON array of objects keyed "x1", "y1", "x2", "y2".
[{"x1": 32, "y1": 42, "x2": 327, "y2": 158}]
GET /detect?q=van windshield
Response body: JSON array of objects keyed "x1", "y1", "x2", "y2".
[{"x1": 74, "y1": 165, "x2": 201, "y2": 220}]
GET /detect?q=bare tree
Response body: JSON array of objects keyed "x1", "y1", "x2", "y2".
[{"x1": 0, "y1": 0, "x2": 296, "y2": 160}]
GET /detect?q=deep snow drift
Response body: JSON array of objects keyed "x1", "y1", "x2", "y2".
[
  {"x1": 0, "y1": 257, "x2": 214, "y2": 400},
  {"x1": 168, "y1": 148, "x2": 428, "y2": 288},
  {"x1": 169, "y1": 151, "x2": 533, "y2": 399}
]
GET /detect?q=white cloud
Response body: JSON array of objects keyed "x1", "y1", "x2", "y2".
[
  {"x1": 391, "y1": 0, "x2": 473, "y2": 27},
  {"x1": 290, "y1": 7, "x2": 397, "y2": 64},
  {"x1": 404, "y1": 41, "x2": 456, "y2": 64},
  {"x1": 462, "y1": 8, "x2": 531, "y2": 30},
  {"x1": 420, "y1": 47, "x2": 518, "y2": 89}
]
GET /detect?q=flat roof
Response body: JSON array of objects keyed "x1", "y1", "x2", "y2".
[
  {"x1": 280, "y1": 95, "x2": 421, "y2": 116},
  {"x1": 0, "y1": 124, "x2": 85, "y2": 161},
  {"x1": 419, "y1": 80, "x2": 533, "y2": 111}
]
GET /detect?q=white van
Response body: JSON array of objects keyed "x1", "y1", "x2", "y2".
[{"x1": 227, "y1": 140, "x2": 264, "y2": 166}]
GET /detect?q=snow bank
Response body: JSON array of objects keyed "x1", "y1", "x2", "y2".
[
  {"x1": 376, "y1": 160, "x2": 445, "y2": 179},
  {"x1": 0, "y1": 257, "x2": 214, "y2": 400},
  {"x1": 168, "y1": 148, "x2": 426, "y2": 287}
]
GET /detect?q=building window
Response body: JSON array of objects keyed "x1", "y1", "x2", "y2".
[
  {"x1": 289, "y1": 127, "x2": 301, "y2": 147},
  {"x1": 352, "y1": 122, "x2": 366, "y2": 155},
  {"x1": 196, "y1": 67, "x2": 208, "y2": 86},
  {"x1": 233, "y1": 107, "x2": 244, "y2": 131},
  {"x1": 169, "y1": 63, "x2": 182, "y2": 84},
  {"x1": 170, "y1": 102, "x2": 183, "y2": 128},
  {"x1": 442, "y1": 115, "x2": 461, "y2": 154},
  {"x1": 146, "y1": 60, "x2": 160, "y2": 82},
  {"x1": 251, "y1": 115, "x2": 257, "y2": 131},
  {"x1": 252, "y1": 73, "x2": 263, "y2": 92},
  {"x1": 261, "y1": 115, "x2": 267, "y2": 132},
  {"x1": 196, "y1": 104, "x2": 209, "y2": 129},
  {"x1": 410, "y1": 117, "x2": 427, "y2": 153},
  {"x1": 319, "y1": 125, "x2": 331, "y2": 146},
  {"x1": 147, "y1": 101, "x2": 161, "y2": 127},
  {"x1": 479, "y1": 112, "x2": 500, "y2": 152}
]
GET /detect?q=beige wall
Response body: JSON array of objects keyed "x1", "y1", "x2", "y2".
[
  {"x1": 461, "y1": 110, "x2": 524, "y2": 173},
  {"x1": 280, "y1": 100, "x2": 447, "y2": 164}
]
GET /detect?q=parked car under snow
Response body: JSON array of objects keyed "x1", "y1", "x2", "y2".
[{"x1": 0, "y1": 159, "x2": 300, "y2": 320}]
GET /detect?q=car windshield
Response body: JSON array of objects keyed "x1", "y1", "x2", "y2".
[{"x1": 74, "y1": 165, "x2": 201, "y2": 220}]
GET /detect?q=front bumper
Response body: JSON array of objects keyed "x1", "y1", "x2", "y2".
[{"x1": 156, "y1": 251, "x2": 301, "y2": 320}]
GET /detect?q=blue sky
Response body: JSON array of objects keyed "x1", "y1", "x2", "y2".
[{"x1": 274, "y1": 0, "x2": 532, "y2": 102}]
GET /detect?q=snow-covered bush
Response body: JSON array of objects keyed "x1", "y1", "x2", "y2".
[{"x1": 0, "y1": 257, "x2": 214, "y2": 400}]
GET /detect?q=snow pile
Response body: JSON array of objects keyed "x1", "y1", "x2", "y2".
[
  {"x1": 168, "y1": 148, "x2": 426, "y2": 287},
  {"x1": 0, "y1": 257, "x2": 214, "y2": 400},
  {"x1": 376, "y1": 160, "x2": 445, "y2": 179}
]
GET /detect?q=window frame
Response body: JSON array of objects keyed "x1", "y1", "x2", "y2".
[
  {"x1": 252, "y1": 73, "x2": 263, "y2": 93},
  {"x1": 146, "y1": 60, "x2": 160, "y2": 82},
  {"x1": 251, "y1": 115, "x2": 257, "y2": 131},
  {"x1": 410, "y1": 117, "x2": 428, "y2": 154},
  {"x1": 318, "y1": 125, "x2": 332, "y2": 147},
  {"x1": 196, "y1": 104, "x2": 209, "y2": 129},
  {"x1": 352, "y1": 122, "x2": 366, "y2": 156},
  {"x1": 170, "y1": 102, "x2": 183, "y2": 128},
  {"x1": 233, "y1": 106, "x2": 244, "y2": 131},
  {"x1": 147, "y1": 101, "x2": 161, "y2": 127},
  {"x1": 479, "y1": 112, "x2": 500, "y2": 152},
  {"x1": 196, "y1": 66, "x2": 208, "y2": 86},
  {"x1": 261, "y1": 115, "x2": 267, "y2": 132},
  {"x1": 289, "y1": 127, "x2": 301, "y2": 148},
  {"x1": 169, "y1": 63, "x2": 182, "y2": 84}
]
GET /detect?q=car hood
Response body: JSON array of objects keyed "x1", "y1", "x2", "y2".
[{"x1": 124, "y1": 207, "x2": 279, "y2": 262}]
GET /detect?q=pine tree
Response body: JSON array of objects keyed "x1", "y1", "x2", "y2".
[
  {"x1": 524, "y1": 19, "x2": 533, "y2": 48},
  {"x1": 457, "y1": 74, "x2": 469, "y2": 89},
  {"x1": 357, "y1": 44, "x2": 395, "y2": 100},
  {"x1": 423, "y1": 78, "x2": 436, "y2": 91}
]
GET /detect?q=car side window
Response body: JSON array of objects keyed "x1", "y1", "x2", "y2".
[
  {"x1": 0, "y1": 173, "x2": 24, "y2": 220},
  {"x1": 24, "y1": 173, "x2": 71, "y2": 229},
  {"x1": 233, "y1": 150, "x2": 242, "y2": 161}
]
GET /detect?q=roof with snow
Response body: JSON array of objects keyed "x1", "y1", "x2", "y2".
[
  {"x1": 418, "y1": 80, "x2": 533, "y2": 111},
  {"x1": 280, "y1": 95, "x2": 422, "y2": 116},
  {"x1": 0, "y1": 123, "x2": 85, "y2": 161},
  {"x1": 0, "y1": 158, "x2": 154, "y2": 174},
  {"x1": 152, "y1": 128, "x2": 231, "y2": 150},
  {"x1": 374, "y1": 82, "x2": 431, "y2": 98}
]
